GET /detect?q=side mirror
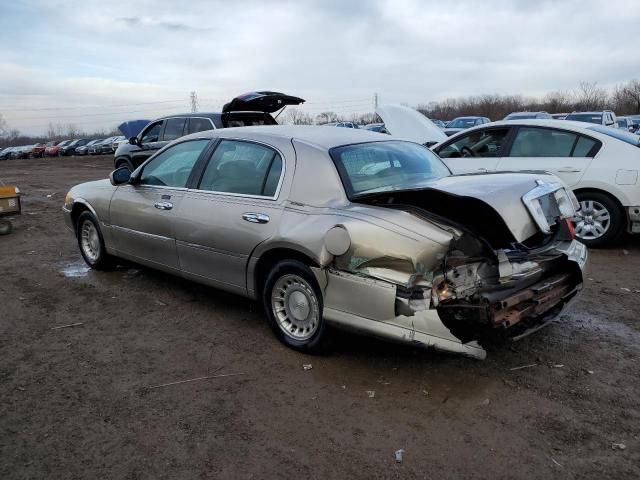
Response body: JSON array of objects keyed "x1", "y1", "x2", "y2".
[
  {"x1": 129, "y1": 137, "x2": 139, "y2": 146},
  {"x1": 109, "y1": 166, "x2": 132, "y2": 186}
]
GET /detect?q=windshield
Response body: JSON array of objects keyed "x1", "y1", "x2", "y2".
[
  {"x1": 447, "y1": 118, "x2": 479, "y2": 128},
  {"x1": 566, "y1": 113, "x2": 602, "y2": 124},
  {"x1": 330, "y1": 141, "x2": 450, "y2": 197},
  {"x1": 587, "y1": 125, "x2": 640, "y2": 146}
]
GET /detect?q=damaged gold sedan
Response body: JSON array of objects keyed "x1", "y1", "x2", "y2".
[{"x1": 63, "y1": 126, "x2": 587, "y2": 359}]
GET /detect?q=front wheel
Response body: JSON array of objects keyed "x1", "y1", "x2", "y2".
[
  {"x1": 262, "y1": 260, "x2": 328, "y2": 353},
  {"x1": 573, "y1": 192, "x2": 623, "y2": 248},
  {"x1": 76, "y1": 211, "x2": 115, "y2": 270}
]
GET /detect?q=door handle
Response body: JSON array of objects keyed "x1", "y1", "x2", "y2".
[
  {"x1": 242, "y1": 212, "x2": 270, "y2": 224},
  {"x1": 477, "y1": 167, "x2": 488, "y2": 172},
  {"x1": 557, "y1": 167, "x2": 580, "y2": 173},
  {"x1": 154, "y1": 201, "x2": 173, "y2": 210}
]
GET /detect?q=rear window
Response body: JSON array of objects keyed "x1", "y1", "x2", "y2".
[
  {"x1": 587, "y1": 125, "x2": 640, "y2": 146},
  {"x1": 505, "y1": 114, "x2": 537, "y2": 120},
  {"x1": 566, "y1": 113, "x2": 602, "y2": 124},
  {"x1": 330, "y1": 141, "x2": 450, "y2": 197}
]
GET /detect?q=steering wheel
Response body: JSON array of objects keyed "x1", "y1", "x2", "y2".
[{"x1": 460, "y1": 146, "x2": 476, "y2": 157}]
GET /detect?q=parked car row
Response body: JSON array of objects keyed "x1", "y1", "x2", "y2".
[{"x1": 0, "y1": 136, "x2": 128, "y2": 160}]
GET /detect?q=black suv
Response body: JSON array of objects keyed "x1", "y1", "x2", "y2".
[{"x1": 114, "y1": 91, "x2": 305, "y2": 170}]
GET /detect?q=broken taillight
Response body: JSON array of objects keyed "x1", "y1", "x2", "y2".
[{"x1": 566, "y1": 218, "x2": 575, "y2": 240}]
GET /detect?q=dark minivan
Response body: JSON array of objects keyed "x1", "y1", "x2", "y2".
[{"x1": 114, "y1": 91, "x2": 305, "y2": 170}]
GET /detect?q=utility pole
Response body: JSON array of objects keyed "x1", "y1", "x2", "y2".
[
  {"x1": 373, "y1": 92, "x2": 378, "y2": 110},
  {"x1": 190, "y1": 91, "x2": 198, "y2": 113}
]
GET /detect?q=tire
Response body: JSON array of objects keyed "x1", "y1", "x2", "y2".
[
  {"x1": 574, "y1": 191, "x2": 624, "y2": 248},
  {"x1": 0, "y1": 219, "x2": 12, "y2": 235},
  {"x1": 76, "y1": 211, "x2": 115, "y2": 270},
  {"x1": 262, "y1": 260, "x2": 328, "y2": 353}
]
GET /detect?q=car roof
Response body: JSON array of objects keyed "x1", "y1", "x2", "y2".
[
  {"x1": 181, "y1": 124, "x2": 393, "y2": 150},
  {"x1": 439, "y1": 119, "x2": 624, "y2": 141},
  {"x1": 452, "y1": 116, "x2": 484, "y2": 120}
]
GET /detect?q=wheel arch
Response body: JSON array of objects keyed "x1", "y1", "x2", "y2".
[
  {"x1": 114, "y1": 156, "x2": 133, "y2": 170},
  {"x1": 70, "y1": 200, "x2": 100, "y2": 232},
  {"x1": 251, "y1": 247, "x2": 321, "y2": 299}
]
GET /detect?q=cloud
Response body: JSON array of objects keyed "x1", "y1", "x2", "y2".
[{"x1": 1, "y1": 0, "x2": 639, "y2": 134}]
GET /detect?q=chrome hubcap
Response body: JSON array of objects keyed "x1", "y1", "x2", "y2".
[
  {"x1": 574, "y1": 200, "x2": 610, "y2": 240},
  {"x1": 80, "y1": 220, "x2": 100, "y2": 262},
  {"x1": 271, "y1": 274, "x2": 319, "y2": 341}
]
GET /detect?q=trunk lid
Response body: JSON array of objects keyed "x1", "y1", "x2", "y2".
[
  {"x1": 375, "y1": 104, "x2": 448, "y2": 145},
  {"x1": 356, "y1": 172, "x2": 574, "y2": 245},
  {"x1": 222, "y1": 91, "x2": 305, "y2": 114}
]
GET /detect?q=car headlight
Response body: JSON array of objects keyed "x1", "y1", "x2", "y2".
[{"x1": 64, "y1": 192, "x2": 74, "y2": 208}]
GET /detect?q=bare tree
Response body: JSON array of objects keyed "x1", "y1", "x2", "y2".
[
  {"x1": 281, "y1": 109, "x2": 313, "y2": 125},
  {"x1": 623, "y1": 79, "x2": 640, "y2": 113},
  {"x1": 574, "y1": 81, "x2": 608, "y2": 111},
  {"x1": 315, "y1": 111, "x2": 339, "y2": 124}
]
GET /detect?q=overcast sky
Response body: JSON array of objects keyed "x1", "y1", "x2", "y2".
[{"x1": 1, "y1": 0, "x2": 638, "y2": 135}]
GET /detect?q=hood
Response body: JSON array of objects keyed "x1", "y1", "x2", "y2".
[
  {"x1": 118, "y1": 120, "x2": 151, "y2": 139},
  {"x1": 356, "y1": 172, "x2": 567, "y2": 244},
  {"x1": 222, "y1": 91, "x2": 305, "y2": 114},
  {"x1": 375, "y1": 104, "x2": 448, "y2": 145}
]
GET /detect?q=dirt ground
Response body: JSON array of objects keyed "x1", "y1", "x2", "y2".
[{"x1": 0, "y1": 155, "x2": 639, "y2": 479}]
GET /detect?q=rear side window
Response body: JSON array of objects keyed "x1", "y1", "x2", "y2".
[
  {"x1": 187, "y1": 117, "x2": 214, "y2": 135},
  {"x1": 162, "y1": 117, "x2": 187, "y2": 141},
  {"x1": 510, "y1": 127, "x2": 577, "y2": 157},
  {"x1": 198, "y1": 140, "x2": 283, "y2": 197},
  {"x1": 572, "y1": 136, "x2": 597, "y2": 156}
]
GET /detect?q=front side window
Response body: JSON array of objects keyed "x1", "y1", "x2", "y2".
[
  {"x1": 140, "y1": 121, "x2": 163, "y2": 144},
  {"x1": 438, "y1": 128, "x2": 510, "y2": 159},
  {"x1": 162, "y1": 117, "x2": 187, "y2": 141},
  {"x1": 139, "y1": 140, "x2": 209, "y2": 188},
  {"x1": 510, "y1": 127, "x2": 578, "y2": 157},
  {"x1": 330, "y1": 141, "x2": 450, "y2": 197},
  {"x1": 187, "y1": 117, "x2": 214, "y2": 135},
  {"x1": 198, "y1": 140, "x2": 283, "y2": 197}
]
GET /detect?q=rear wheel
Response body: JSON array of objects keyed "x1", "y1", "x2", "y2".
[
  {"x1": 262, "y1": 260, "x2": 327, "y2": 353},
  {"x1": 76, "y1": 211, "x2": 115, "y2": 270},
  {"x1": 574, "y1": 192, "x2": 623, "y2": 247}
]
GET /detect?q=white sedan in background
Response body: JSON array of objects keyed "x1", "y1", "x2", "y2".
[
  {"x1": 432, "y1": 120, "x2": 640, "y2": 247},
  {"x1": 376, "y1": 106, "x2": 640, "y2": 247}
]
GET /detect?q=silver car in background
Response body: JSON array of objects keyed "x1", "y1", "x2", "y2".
[{"x1": 63, "y1": 126, "x2": 586, "y2": 359}]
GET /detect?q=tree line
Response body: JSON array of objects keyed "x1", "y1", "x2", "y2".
[{"x1": 282, "y1": 79, "x2": 640, "y2": 125}]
